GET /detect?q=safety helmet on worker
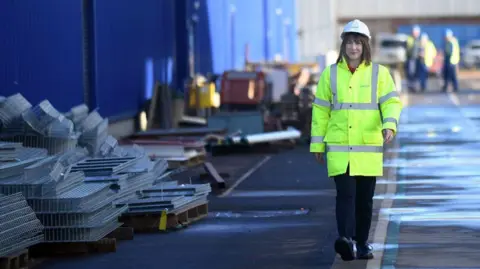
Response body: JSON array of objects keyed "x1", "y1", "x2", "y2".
[
  {"x1": 341, "y1": 19, "x2": 371, "y2": 40},
  {"x1": 445, "y1": 28, "x2": 453, "y2": 37}
]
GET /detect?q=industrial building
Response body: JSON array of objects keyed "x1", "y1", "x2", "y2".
[
  {"x1": 2, "y1": 1, "x2": 480, "y2": 269},
  {"x1": 1, "y1": 0, "x2": 298, "y2": 136},
  {"x1": 3, "y1": 0, "x2": 480, "y2": 122},
  {"x1": 297, "y1": 0, "x2": 480, "y2": 61}
]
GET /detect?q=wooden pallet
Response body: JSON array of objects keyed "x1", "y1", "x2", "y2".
[
  {"x1": 29, "y1": 238, "x2": 117, "y2": 257},
  {"x1": 120, "y1": 202, "x2": 209, "y2": 233},
  {"x1": 0, "y1": 249, "x2": 28, "y2": 269},
  {"x1": 106, "y1": 227, "x2": 134, "y2": 241},
  {"x1": 167, "y1": 154, "x2": 206, "y2": 169}
]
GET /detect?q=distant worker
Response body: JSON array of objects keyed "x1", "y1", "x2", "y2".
[
  {"x1": 418, "y1": 33, "x2": 437, "y2": 92},
  {"x1": 442, "y1": 29, "x2": 460, "y2": 92},
  {"x1": 405, "y1": 25, "x2": 422, "y2": 92},
  {"x1": 310, "y1": 19, "x2": 403, "y2": 261}
]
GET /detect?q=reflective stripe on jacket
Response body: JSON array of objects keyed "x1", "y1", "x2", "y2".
[{"x1": 310, "y1": 60, "x2": 403, "y2": 177}]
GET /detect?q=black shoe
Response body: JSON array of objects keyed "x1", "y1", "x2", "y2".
[
  {"x1": 334, "y1": 237, "x2": 355, "y2": 261},
  {"x1": 356, "y1": 243, "x2": 374, "y2": 260}
]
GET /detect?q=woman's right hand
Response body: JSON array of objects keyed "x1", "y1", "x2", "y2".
[{"x1": 314, "y1": 153, "x2": 325, "y2": 164}]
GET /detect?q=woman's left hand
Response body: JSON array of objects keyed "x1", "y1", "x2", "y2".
[{"x1": 383, "y1": 129, "x2": 395, "y2": 144}]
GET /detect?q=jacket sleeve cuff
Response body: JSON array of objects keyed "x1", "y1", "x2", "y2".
[
  {"x1": 382, "y1": 122, "x2": 397, "y2": 133},
  {"x1": 310, "y1": 143, "x2": 325, "y2": 153}
]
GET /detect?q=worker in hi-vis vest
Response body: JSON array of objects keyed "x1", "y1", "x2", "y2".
[
  {"x1": 309, "y1": 19, "x2": 403, "y2": 261},
  {"x1": 418, "y1": 33, "x2": 437, "y2": 92},
  {"x1": 442, "y1": 28, "x2": 460, "y2": 92},
  {"x1": 405, "y1": 25, "x2": 422, "y2": 92}
]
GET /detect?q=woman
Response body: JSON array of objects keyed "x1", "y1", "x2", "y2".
[{"x1": 310, "y1": 19, "x2": 403, "y2": 261}]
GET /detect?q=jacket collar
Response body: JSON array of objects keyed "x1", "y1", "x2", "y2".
[{"x1": 337, "y1": 57, "x2": 368, "y2": 71}]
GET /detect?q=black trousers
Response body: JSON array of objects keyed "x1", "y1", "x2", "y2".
[{"x1": 334, "y1": 168, "x2": 376, "y2": 244}]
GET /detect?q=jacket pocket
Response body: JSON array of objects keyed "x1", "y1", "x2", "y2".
[
  {"x1": 363, "y1": 131, "x2": 383, "y2": 145},
  {"x1": 324, "y1": 132, "x2": 348, "y2": 144}
]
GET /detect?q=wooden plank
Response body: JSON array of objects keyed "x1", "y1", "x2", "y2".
[
  {"x1": 0, "y1": 249, "x2": 28, "y2": 269},
  {"x1": 166, "y1": 153, "x2": 206, "y2": 169},
  {"x1": 147, "y1": 81, "x2": 160, "y2": 129},
  {"x1": 29, "y1": 238, "x2": 117, "y2": 257},
  {"x1": 106, "y1": 227, "x2": 134, "y2": 241},
  {"x1": 120, "y1": 202, "x2": 209, "y2": 233},
  {"x1": 202, "y1": 162, "x2": 226, "y2": 189}
]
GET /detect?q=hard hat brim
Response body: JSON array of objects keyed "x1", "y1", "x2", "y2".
[{"x1": 341, "y1": 31, "x2": 371, "y2": 40}]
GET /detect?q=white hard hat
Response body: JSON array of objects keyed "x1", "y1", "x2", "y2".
[
  {"x1": 445, "y1": 29, "x2": 453, "y2": 37},
  {"x1": 421, "y1": 33, "x2": 429, "y2": 40},
  {"x1": 413, "y1": 25, "x2": 421, "y2": 32},
  {"x1": 341, "y1": 19, "x2": 371, "y2": 39}
]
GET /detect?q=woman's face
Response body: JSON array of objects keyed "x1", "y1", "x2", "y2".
[{"x1": 345, "y1": 37, "x2": 363, "y2": 61}]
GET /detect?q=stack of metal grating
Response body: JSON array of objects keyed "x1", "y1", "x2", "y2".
[
  {"x1": 0, "y1": 142, "x2": 47, "y2": 162},
  {"x1": 0, "y1": 144, "x2": 127, "y2": 242},
  {"x1": 0, "y1": 94, "x2": 79, "y2": 154},
  {"x1": 76, "y1": 110, "x2": 109, "y2": 156},
  {"x1": 0, "y1": 93, "x2": 32, "y2": 134},
  {"x1": 65, "y1": 103, "x2": 133, "y2": 158},
  {"x1": 0, "y1": 94, "x2": 129, "y2": 158},
  {"x1": 98, "y1": 135, "x2": 129, "y2": 157},
  {"x1": 71, "y1": 154, "x2": 169, "y2": 205},
  {"x1": 64, "y1": 104, "x2": 89, "y2": 132},
  {"x1": 116, "y1": 174, "x2": 212, "y2": 214},
  {"x1": 1, "y1": 93, "x2": 213, "y2": 238},
  {"x1": 0, "y1": 193, "x2": 44, "y2": 257}
]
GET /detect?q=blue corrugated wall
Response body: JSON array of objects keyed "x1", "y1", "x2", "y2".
[
  {"x1": 1, "y1": 0, "x2": 297, "y2": 118},
  {"x1": 265, "y1": 0, "x2": 297, "y2": 62},
  {"x1": 0, "y1": 0, "x2": 84, "y2": 112},
  {"x1": 93, "y1": 0, "x2": 175, "y2": 118},
  {"x1": 188, "y1": 0, "x2": 297, "y2": 74},
  {"x1": 397, "y1": 24, "x2": 480, "y2": 51},
  {"x1": 190, "y1": 0, "x2": 266, "y2": 74}
]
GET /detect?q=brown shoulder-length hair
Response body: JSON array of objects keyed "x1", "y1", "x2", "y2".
[{"x1": 336, "y1": 33, "x2": 372, "y2": 65}]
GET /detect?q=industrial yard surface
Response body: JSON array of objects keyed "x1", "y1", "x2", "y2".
[
  {"x1": 35, "y1": 88, "x2": 480, "y2": 269},
  {"x1": 4, "y1": 2, "x2": 480, "y2": 268}
]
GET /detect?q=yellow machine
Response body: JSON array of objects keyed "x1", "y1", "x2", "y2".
[{"x1": 188, "y1": 75, "x2": 220, "y2": 109}]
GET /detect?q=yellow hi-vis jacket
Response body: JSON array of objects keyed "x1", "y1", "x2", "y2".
[
  {"x1": 310, "y1": 60, "x2": 403, "y2": 177},
  {"x1": 406, "y1": 36, "x2": 420, "y2": 59},
  {"x1": 446, "y1": 37, "x2": 460, "y2": 65},
  {"x1": 422, "y1": 40, "x2": 437, "y2": 68}
]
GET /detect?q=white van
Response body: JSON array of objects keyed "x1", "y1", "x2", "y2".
[
  {"x1": 462, "y1": 40, "x2": 480, "y2": 69},
  {"x1": 373, "y1": 33, "x2": 409, "y2": 66}
]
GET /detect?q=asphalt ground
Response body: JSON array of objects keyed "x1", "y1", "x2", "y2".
[
  {"x1": 332, "y1": 85, "x2": 480, "y2": 268},
  {"x1": 37, "y1": 146, "x2": 339, "y2": 269},
  {"x1": 377, "y1": 90, "x2": 480, "y2": 269},
  {"x1": 37, "y1": 76, "x2": 480, "y2": 269}
]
